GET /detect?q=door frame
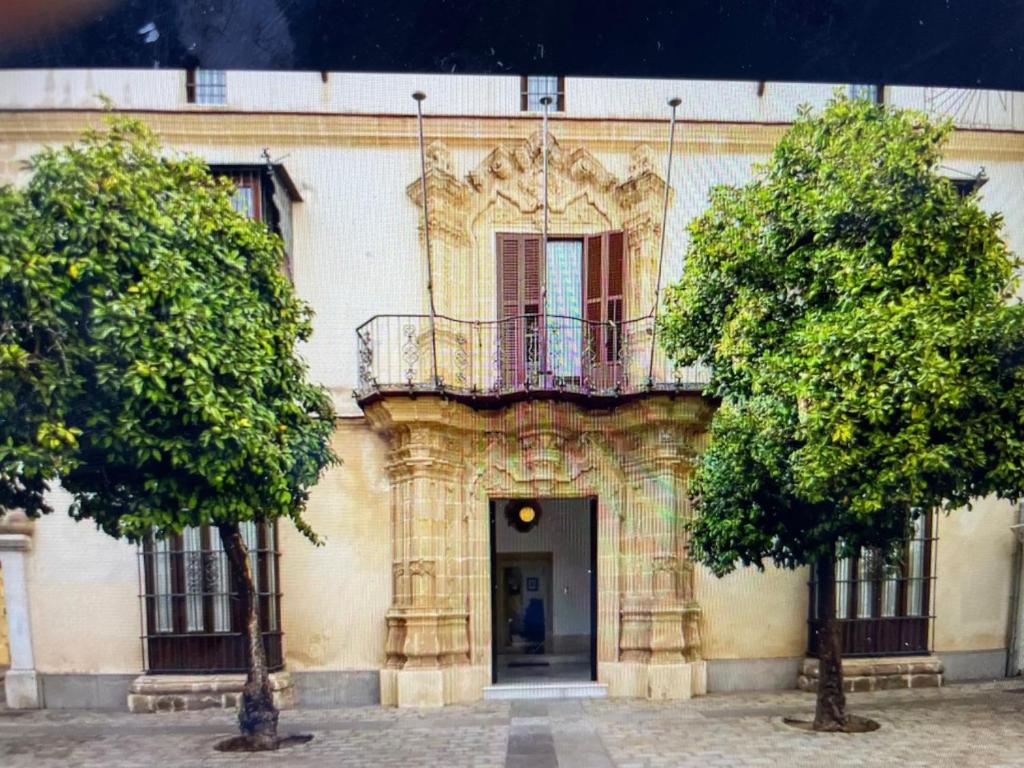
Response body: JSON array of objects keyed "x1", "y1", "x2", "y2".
[{"x1": 489, "y1": 497, "x2": 598, "y2": 684}]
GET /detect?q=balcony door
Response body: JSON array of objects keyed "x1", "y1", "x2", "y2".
[
  {"x1": 496, "y1": 232, "x2": 624, "y2": 390},
  {"x1": 546, "y1": 240, "x2": 584, "y2": 381}
]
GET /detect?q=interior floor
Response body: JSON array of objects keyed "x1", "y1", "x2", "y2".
[{"x1": 495, "y1": 653, "x2": 592, "y2": 683}]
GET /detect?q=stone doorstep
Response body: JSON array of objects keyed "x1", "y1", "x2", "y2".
[
  {"x1": 127, "y1": 671, "x2": 295, "y2": 713},
  {"x1": 482, "y1": 682, "x2": 609, "y2": 701},
  {"x1": 797, "y1": 655, "x2": 944, "y2": 693}
]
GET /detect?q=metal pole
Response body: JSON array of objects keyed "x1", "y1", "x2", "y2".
[
  {"x1": 413, "y1": 91, "x2": 440, "y2": 388},
  {"x1": 540, "y1": 95, "x2": 552, "y2": 316},
  {"x1": 647, "y1": 96, "x2": 682, "y2": 386},
  {"x1": 539, "y1": 95, "x2": 552, "y2": 385}
]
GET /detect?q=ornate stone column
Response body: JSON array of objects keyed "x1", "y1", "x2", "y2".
[
  {"x1": 616, "y1": 145, "x2": 673, "y2": 320},
  {"x1": 406, "y1": 140, "x2": 470, "y2": 321},
  {"x1": 604, "y1": 399, "x2": 708, "y2": 700},
  {"x1": 366, "y1": 400, "x2": 481, "y2": 707}
]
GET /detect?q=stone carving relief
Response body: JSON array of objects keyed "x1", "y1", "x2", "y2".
[
  {"x1": 366, "y1": 392, "x2": 711, "y2": 704},
  {"x1": 405, "y1": 130, "x2": 675, "y2": 318}
]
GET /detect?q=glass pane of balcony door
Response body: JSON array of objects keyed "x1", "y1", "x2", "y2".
[{"x1": 546, "y1": 240, "x2": 584, "y2": 380}]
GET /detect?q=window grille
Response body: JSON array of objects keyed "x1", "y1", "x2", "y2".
[
  {"x1": 186, "y1": 68, "x2": 227, "y2": 105},
  {"x1": 849, "y1": 83, "x2": 882, "y2": 103},
  {"x1": 138, "y1": 522, "x2": 282, "y2": 673},
  {"x1": 808, "y1": 511, "x2": 936, "y2": 657},
  {"x1": 521, "y1": 75, "x2": 565, "y2": 111}
]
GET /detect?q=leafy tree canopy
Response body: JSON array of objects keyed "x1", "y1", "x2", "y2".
[
  {"x1": 0, "y1": 117, "x2": 337, "y2": 541},
  {"x1": 659, "y1": 95, "x2": 1024, "y2": 576}
]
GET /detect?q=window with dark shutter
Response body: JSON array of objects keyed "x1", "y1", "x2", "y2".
[
  {"x1": 496, "y1": 230, "x2": 625, "y2": 389},
  {"x1": 520, "y1": 76, "x2": 566, "y2": 112},
  {"x1": 186, "y1": 68, "x2": 227, "y2": 105}
]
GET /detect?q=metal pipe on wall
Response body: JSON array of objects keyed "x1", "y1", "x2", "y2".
[
  {"x1": 647, "y1": 96, "x2": 682, "y2": 385},
  {"x1": 413, "y1": 91, "x2": 440, "y2": 387},
  {"x1": 540, "y1": 94, "x2": 552, "y2": 317}
]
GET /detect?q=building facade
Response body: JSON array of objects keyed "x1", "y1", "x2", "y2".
[{"x1": 1, "y1": 70, "x2": 1024, "y2": 709}]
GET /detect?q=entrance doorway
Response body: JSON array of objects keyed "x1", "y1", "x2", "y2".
[{"x1": 489, "y1": 497, "x2": 597, "y2": 684}]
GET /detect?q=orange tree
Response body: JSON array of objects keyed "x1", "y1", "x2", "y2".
[
  {"x1": 659, "y1": 95, "x2": 1024, "y2": 730},
  {"x1": 0, "y1": 118, "x2": 337, "y2": 748}
]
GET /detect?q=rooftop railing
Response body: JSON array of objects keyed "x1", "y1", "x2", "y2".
[{"x1": 354, "y1": 313, "x2": 710, "y2": 405}]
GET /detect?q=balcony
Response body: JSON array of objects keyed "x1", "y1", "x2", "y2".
[{"x1": 354, "y1": 313, "x2": 710, "y2": 407}]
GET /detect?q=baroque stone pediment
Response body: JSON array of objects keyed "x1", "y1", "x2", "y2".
[
  {"x1": 406, "y1": 132, "x2": 670, "y2": 223},
  {"x1": 466, "y1": 131, "x2": 617, "y2": 215}
]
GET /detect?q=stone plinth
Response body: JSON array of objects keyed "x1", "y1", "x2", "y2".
[
  {"x1": 797, "y1": 656, "x2": 943, "y2": 693},
  {"x1": 0, "y1": 533, "x2": 39, "y2": 709},
  {"x1": 127, "y1": 672, "x2": 295, "y2": 713}
]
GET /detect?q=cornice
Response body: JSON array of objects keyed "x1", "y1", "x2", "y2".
[
  {"x1": 0, "y1": 110, "x2": 780, "y2": 154},
  {"x1": 3, "y1": 110, "x2": 1020, "y2": 159},
  {"x1": 2, "y1": 111, "x2": 1022, "y2": 160}
]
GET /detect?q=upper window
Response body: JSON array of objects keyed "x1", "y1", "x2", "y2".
[
  {"x1": 210, "y1": 165, "x2": 302, "y2": 280},
  {"x1": 521, "y1": 75, "x2": 565, "y2": 112},
  {"x1": 848, "y1": 84, "x2": 883, "y2": 104},
  {"x1": 186, "y1": 68, "x2": 227, "y2": 105}
]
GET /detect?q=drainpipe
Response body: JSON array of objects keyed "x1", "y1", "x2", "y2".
[{"x1": 1007, "y1": 503, "x2": 1024, "y2": 676}]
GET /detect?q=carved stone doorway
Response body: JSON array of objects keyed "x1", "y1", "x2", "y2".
[{"x1": 366, "y1": 395, "x2": 711, "y2": 707}]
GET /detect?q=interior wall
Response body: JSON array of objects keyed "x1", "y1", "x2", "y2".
[{"x1": 493, "y1": 498, "x2": 592, "y2": 639}]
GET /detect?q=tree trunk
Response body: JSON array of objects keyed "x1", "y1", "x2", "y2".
[
  {"x1": 813, "y1": 555, "x2": 848, "y2": 731},
  {"x1": 218, "y1": 523, "x2": 279, "y2": 749}
]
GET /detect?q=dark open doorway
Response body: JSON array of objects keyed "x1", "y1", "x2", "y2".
[{"x1": 489, "y1": 497, "x2": 597, "y2": 684}]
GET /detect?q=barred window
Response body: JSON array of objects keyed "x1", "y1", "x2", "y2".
[
  {"x1": 139, "y1": 522, "x2": 282, "y2": 673},
  {"x1": 809, "y1": 512, "x2": 936, "y2": 657},
  {"x1": 521, "y1": 75, "x2": 565, "y2": 111},
  {"x1": 186, "y1": 68, "x2": 227, "y2": 105}
]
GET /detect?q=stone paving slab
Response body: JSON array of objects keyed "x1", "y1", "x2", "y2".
[{"x1": 1, "y1": 680, "x2": 1023, "y2": 767}]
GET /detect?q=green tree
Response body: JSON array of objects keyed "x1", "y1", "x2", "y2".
[
  {"x1": 659, "y1": 95, "x2": 1024, "y2": 730},
  {"x1": 0, "y1": 187, "x2": 79, "y2": 514},
  {"x1": 0, "y1": 118, "x2": 337, "y2": 748}
]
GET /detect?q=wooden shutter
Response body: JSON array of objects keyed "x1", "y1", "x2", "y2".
[
  {"x1": 496, "y1": 233, "x2": 543, "y2": 387},
  {"x1": 497, "y1": 233, "x2": 543, "y2": 319},
  {"x1": 583, "y1": 232, "x2": 625, "y2": 324},
  {"x1": 583, "y1": 231, "x2": 626, "y2": 387}
]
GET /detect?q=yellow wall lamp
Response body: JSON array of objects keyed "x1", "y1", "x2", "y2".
[{"x1": 505, "y1": 499, "x2": 542, "y2": 533}]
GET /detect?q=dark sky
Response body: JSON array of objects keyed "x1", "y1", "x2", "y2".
[{"x1": 1, "y1": 0, "x2": 1023, "y2": 90}]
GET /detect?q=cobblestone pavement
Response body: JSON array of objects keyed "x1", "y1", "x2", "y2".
[{"x1": 2, "y1": 680, "x2": 1024, "y2": 767}]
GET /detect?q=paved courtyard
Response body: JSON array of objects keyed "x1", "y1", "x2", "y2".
[{"x1": 2, "y1": 680, "x2": 1024, "y2": 767}]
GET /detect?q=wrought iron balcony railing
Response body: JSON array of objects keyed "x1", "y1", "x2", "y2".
[{"x1": 354, "y1": 313, "x2": 710, "y2": 404}]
